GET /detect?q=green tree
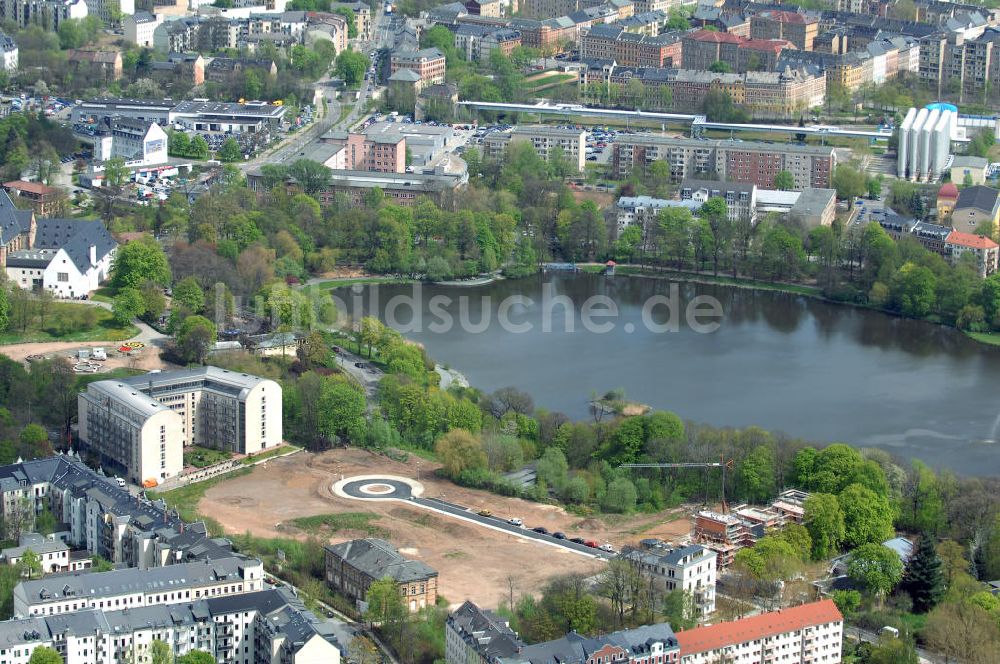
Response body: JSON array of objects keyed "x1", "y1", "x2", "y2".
[
  {"x1": 28, "y1": 646, "x2": 63, "y2": 664},
  {"x1": 536, "y1": 447, "x2": 569, "y2": 490},
  {"x1": 848, "y1": 542, "x2": 904, "y2": 603},
  {"x1": 112, "y1": 287, "x2": 146, "y2": 325},
  {"x1": 335, "y1": 49, "x2": 370, "y2": 88},
  {"x1": 773, "y1": 170, "x2": 794, "y2": 190},
  {"x1": 172, "y1": 276, "x2": 205, "y2": 314},
  {"x1": 176, "y1": 315, "x2": 217, "y2": 364},
  {"x1": 804, "y1": 493, "x2": 846, "y2": 559},
  {"x1": 839, "y1": 483, "x2": 896, "y2": 547},
  {"x1": 735, "y1": 536, "x2": 801, "y2": 583},
  {"x1": 601, "y1": 478, "x2": 637, "y2": 513},
  {"x1": 150, "y1": 639, "x2": 173, "y2": 664},
  {"x1": 332, "y1": 7, "x2": 357, "y2": 37},
  {"x1": 832, "y1": 164, "x2": 867, "y2": 204},
  {"x1": 0, "y1": 287, "x2": 9, "y2": 332},
  {"x1": 901, "y1": 533, "x2": 944, "y2": 613},
  {"x1": 868, "y1": 176, "x2": 882, "y2": 199},
  {"x1": 435, "y1": 429, "x2": 486, "y2": 477},
  {"x1": 708, "y1": 60, "x2": 732, "y2": 73},
  {"x1": 890, "y1": 261, "x2": 937, "y2": 318},
  {"x1": 365, "y1": 576, "x2": 406, "y2": 628},
  {"x1": 17, "y1": 549, "x2": 42, "y2": 579},
  {"x1": 317, "y1": 375, "x2": 366, "y2": 444},
  {"x1": 287, "y1": 159, "x2": 331, "y2": 196},
  {"x1": 865, "y1": 636, "x2": 919, "y2": 664},
  {"x1": 736, "y1": 445, "x2": 776, "y2": 503},
  {"x1": 217, "y1": 137, "x2": 242, "y2": 163},
  {"x1": 112, "y1": 237, "x2": 171, "y2": 289},
  {"x1": 662, "y1": 590, "x2": 697, "y2": 630},
  {"x1": 176, "y1": 651, "x2": 216, "y2": 664},
  {"x1": 831, "y1": 589, "x2": 861, "y2": 618}
]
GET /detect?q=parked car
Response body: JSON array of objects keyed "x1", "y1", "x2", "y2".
[
  {"x1": 599, "y1": 543, "x2": 615, "y2": 553},
  {"x1": 584, "y1": 540, "x2": 598, "y2": 548},
  {"x1": 569, "y1": 537, "x2": 585, "y2": 545},
  {"x1": 477, "y1": 509, "x2": 492, "y2": 517},
  {"x1": 532, "y1": 527, "x2": 549, "y2": 535},
  {"x1": 553, "y1": 532, "x2": 566, "y2": 540},
  {"x1": 508, "y1": 518, "x2": 523, "y2": 527}
]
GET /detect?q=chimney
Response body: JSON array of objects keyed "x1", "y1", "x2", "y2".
[{"x1": 89, "y1": 244, "x2": 97, "y2": 267}]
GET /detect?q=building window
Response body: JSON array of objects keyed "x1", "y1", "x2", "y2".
[{"x1": 57, "y1": 273, "x2": 69, "y2": 282}]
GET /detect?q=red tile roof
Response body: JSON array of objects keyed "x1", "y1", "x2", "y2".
[
  {"x1": 687, "y1": 29, "x2": 743, "y2": 44},
  {"x1": 4, "y1": 180, "x2": 57, "y2": 196},
  {"x1": 676, "y1": 601, "x2": 842, "y2": 656},
  {"x1": 946, "y1": 230, "x2": 999, "y2": 250},
  {"x1": 938, "y1": 182, "x2": 959, "y2": 200},
  {"x1": 758, "y1": 10, "x2": 815, "y2": 24}
]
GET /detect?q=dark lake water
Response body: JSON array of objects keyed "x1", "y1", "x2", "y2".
[{"x1": 333, "y1": 273, "x2": 1000, "y2": 476}]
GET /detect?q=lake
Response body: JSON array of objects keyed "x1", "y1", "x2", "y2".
[{"x1": 333, "y1": 273, "x2": 1000, "y2": 476}]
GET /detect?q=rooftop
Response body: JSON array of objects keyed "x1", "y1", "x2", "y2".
[
  {"x1": 325, "y1": 538, "x2": 436, "y2": 582},
  {"x1": 946, "y1": 229, "x2": 999, "y2": 250},
  {"x1": 675, "y1": 601, "x2": 842, "y2": 655},
  {"x1": 938, "y1": 182, "x2": 959, "y2": 199},
  {"x1": 955, "y1": 185, "x2": 1000, "y2": 213},
  {"x1": 3, "y1": 180, "x2": 57, "y2": 196}
]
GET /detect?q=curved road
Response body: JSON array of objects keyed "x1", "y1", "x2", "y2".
[{"x1": 337, "y1": 475, "x2": 613, "y2": 560}]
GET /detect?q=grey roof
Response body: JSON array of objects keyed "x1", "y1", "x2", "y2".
[
  {"x1": 913, "y1": 220, "x2": 953, "y2": 240},
  {"x1": 681, "y1": 179, "x2": 755, "y2": 196},
  {"x1": 131, "y1": 10, "x2": 157, "y2": 23},
  {"x1": 389, "y1": 68, "x2": 422, "y2": 82},
  {"x1": 392, "y1": 47, "x2": 445, "y2": 61},
  {"x1": 952, "y1": 155, "x2": 989, "y2": 170},
  {"x1": 955, "y1": 185, "x2": 1000, "y2": 214},
  {"x1": 1, "y1": 539, "x2": 69, "y2": 560},
  {"x1": 0, "y1": 190, "x2": 35, "y2": 246},
  {"x1": 448, "y1": 601, "x2": 524, "y2": 660},
  {"x1": 119, "y1": 366, "x2": 274, "y2": 396},
  {"x1": 789, "y1": 188, "x2": 836, "y2": 218},
  {"x1": 31, "y1": 218, "x2": 117, "y2": 275},
  {"x1": 15, "y1": 556, "x2": 259, "y2": 607},
  {"x1": 504, "y1": 622, "x2": 678, "y2": 664},
  {"x1": 325, "y1": 538, "x2": 437, "y2": 582},
  {"x1": 617, "y1": 134, "x2": 836, "y2": 157}
]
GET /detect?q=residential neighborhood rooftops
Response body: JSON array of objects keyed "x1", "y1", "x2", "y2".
[
  {"x1": 946, "y1": 229, "x2": 999, "y2": 249},
  {"x1": 675, "y1": 600, "x2": 842, "y2": 655}
]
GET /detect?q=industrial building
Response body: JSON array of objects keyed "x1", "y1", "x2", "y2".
[
  {"x1": 77, "y1": 368, "x2": 283, "y2": 485},
  {"x1": 93, "y1": 118, "x2": 168, "y2": 167},
  {"x1": 72, "y1": 98, "x2": 287, "y2": 133},
  {"x1": 897, "y1": 103, "x2": 956, "y2": 181}
]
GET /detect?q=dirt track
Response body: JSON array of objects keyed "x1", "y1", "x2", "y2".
[{"x1": 198, "y1": 448, "x2": 693, "y2": 609}]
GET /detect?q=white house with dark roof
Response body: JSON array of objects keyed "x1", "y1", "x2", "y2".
[
  {"x1": 0, "y1": 190, "x2": 116, "y2": 298},
  {"x1": 0, "y1": 31, "x2": 17, "y2": 73},
  {"x1": 619, "y1": 544, "x2": 717, "y2": 617}
]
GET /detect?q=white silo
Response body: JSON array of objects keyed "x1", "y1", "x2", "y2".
[
  {"x1": 908, "y1": 107, "x2": 929, "y2": 181},
  {"x1": 930, "y1": 109, "x2": 953, "y2": 180},
  {"x1": 898, "y1": 107, "x2": 916, "y2": 179},
  {"x1": 918, "y1": 108, "x2": 940, "y2": 180}
]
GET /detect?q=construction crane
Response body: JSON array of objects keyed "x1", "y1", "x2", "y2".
[{"x1": 620, "y1": 457, "x2": 735, "y2": 513}]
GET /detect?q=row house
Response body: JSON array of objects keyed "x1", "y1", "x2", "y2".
[
  {"x1": 454, "y1": 23, "x2": 522, "y2": 60},
  {"x1": 750, "y1": 9, "x2": 819, "y2": 51},
  {"x1": 580, "y1": 24, "x2": 681, "y2": 67},
  {"x1": 391, "y1": 47, "x2": 447, "y2": 84},
  {"x1": 681, "y1": 29, "x2": 793, "y2": 73}
]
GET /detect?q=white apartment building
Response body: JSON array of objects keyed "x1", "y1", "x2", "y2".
[
  {"x1": 620, "y1": 544, "x2": 717, "y2": 617},
  {"x1": 0, "y1": 589, "x2": 340, "y2": 664},
  {"x1": 0, "y1": 533, "x2": 94, "y2": 575},
  {"x1": 94, "y1": 118, "x2": 168, "y2": 167},
  {"x1": 78, "y1": 367, "x2": 283, "y2": 485},
  {"x1": 13, "y1": 555, "x2": 264, "y2": 617},
  {"x1": 124, "y1": 11, "x2": 162, "y2": 47},
  {"x1": 676, "y1": 600, "x2": 843, "y2": 664},
  {"x1": 483, "y1": 126, "x2": 587, "y2": 172},
  {"x1": 0, "y1": 32, "x2": 17, "y2": 73}
]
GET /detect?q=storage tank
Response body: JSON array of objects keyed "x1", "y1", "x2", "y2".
[
  {"x1": 909, "y1": 107, "x2": 929, "y2": 181},
  {"x1": 930, "y1": 109, "x2": 953, "y2": 179},
  {"x1": 926, "y1": 102, "x2": 960, "y2": 140}
]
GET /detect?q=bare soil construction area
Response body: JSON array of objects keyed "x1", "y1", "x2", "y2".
[{"x1": 198, "y1": 448, "x2": 694, "y2": 608}]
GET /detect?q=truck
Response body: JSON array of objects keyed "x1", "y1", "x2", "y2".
[{"x1": 91, "y1": 347, "x2": 107, "y2": 361}]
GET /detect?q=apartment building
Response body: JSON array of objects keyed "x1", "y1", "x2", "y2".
[
  {"x1": 94, "y1": 118, "x2": 168, "y2": 167},
  {"x1": 615, "y1": 195, "x2": 702, "y2": 233},
  {"x1": 66, "y1": 49, "x2": 122, "y2": 83},
  {"x1": 0, "y1": 534, "x2": 93, "y2": 575},
  {"x1": 951, "y1": 184, "x2": 1000, "y2": 234},
  {"x1": 124, "y1": 10, "x2": 161, "y2": 46},
  {"x1": 676, "y1": 600, "x2": 843, "y2": 664},
  {"x1": 320, "y1": 130, "x2": 407, "y2": 173},
  {"x1": 518, "y1": 0, "x2": 577, "y2": 19},
  {"x1": 619, "y1": 544, "x2": 717, "y2": 617},
  {"x1": 391, "y1": 47, "x2": 446, "y2": 84},
  {"x1": 1, "y1": 0, "x2": 89, "y2": 29},
  {"x1": 248, "y1": 167, "x2": 466, "y2": 208},
  {"x1": 78, "y1": 368, "x2": 282, "y2": 485},
  {"x1": 445, "y1": 601, "x2": 523, "y2": 664},
  {"x1": 455, "y1": 24, "x2": 522, "y2": 60},
  {"x1": 0, "y1": 589, "x2": 340, "y2": 664},
  {"x1": 330, "y1": 1, "x2": 370, "y2": 39},
  {"x1": 0, "y1": 31, "x2": 17, "y2": 72},
  {"x1": 324, "y1": 538, "x2": 438, "y2": 612},
  {"x1": 682, "y1": 29, "x2": 792, "y2": 73},
  {"x1": 617, "y1": 9, "x2": 668, "y2": 36},
  {"x1": 13, "y1": 555, "x2": 264, "y2": 617},
  {"x1": 2, "y1": 181, "x2": 62, "y2": 217},
  {"x1": 680, "y1": 179, "x2": 757, "y2": 223},
  {"x1": 612, "y1": 135, "x2": 836, "y2": 189},
  {"x1": 503, "y1": 623, "x2": 680, "y2": 664},
  {"x1": 483, "y1": 126, "x2": 587, "y2": 172},
  {"x1": 580, "y1": 25, "x2": 681, "y2": 67},
  {"x1": 946, "y1": 229, "x2": 1000, "y2": 276},
  {"x1": 750, "y1": 10, "x2": 819, "y2": 51}
]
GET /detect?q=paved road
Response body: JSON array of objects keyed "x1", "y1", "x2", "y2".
[{"x1": 338, "y1": 476, "x2": 612, "y2": 560}]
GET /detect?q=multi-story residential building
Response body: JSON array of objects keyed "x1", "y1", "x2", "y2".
[
  {"x1": 248, "y1": 168, "x2": 467, "y2": 208},
  {"x1": 503, "y1": 623, "x2": 680, "y2": 664},
  {"x1": 615, "y1": 195, "x2": 702, "y2": 233},
  {"x1": 0, "y1": 588, "x2": 341, "y2": 664},
  {"x1": 454, "y1": 24, "x2": 522, "y2": 60},
  {"x1": 946, "y1": 229, "x2": 1000, "y2": 276},
  {"x1": 0, "y1": 533, "x2": 92, "y2": 575},
  {"x1": 750, "y1": 10, "x2": 819, "y2": 51},
  {"x1": 619, "y1": 544, "x2": 717, "y2": 617},
  {"x1": 680, "y1": 179, "x2": 757, "y2": 223},
  {"x1": 617, "y1": 9, "x2": 668, "y2": 36},
  {"x1": 66, "y1": 49, "x2": 122, "y2": 83},
  {"x1": 93, "y1": 118, "x2": 168, "y2": 167},
  {"x1": 324, "y1": 538, "x2": 438, "y2": 612},
  {"x1": 330, "y1": 1, "x2": 371, "y2": 40},
  {"x1": 918, "y1": 27, "x2": 1000, "y2": 102},
  {"x1": 320, "y1": 130, "x2": 407, "y2": 173},
  {"x1": 518, "y1": 0, "x2": 577, "y2": 19},
  {"x1": 205, "y1": 56, "x2": 277, "y2": 85},
  {"x1": 482, "y1": 28, "x2": 521, "y2": 57},
  {"x1": 391, "y1": 47, "x2": 446, "y2": 84},
  {"x1": 13, "y1": 555, "x2": 264, "y2": 617},
  {"x1": 78, "y1": 367, "x2": 282, "y2": 485},
  {"x1": 124, "y1": 10, "x2": 161, "y2": 46},
  {"x1": 676, "y1": 600, "x2": 843, "y2": 664},
  {"x1": 682, "y1": 29, "x2": 793, "y2": 73},
  {"x1": 580, "y1": 25, "x2": 680, "y2": 67},
  {"x1": 2, "y1": 0, "x2": 89, "y2": 29},
  {"x1": 951, "y1": 184, "x2": 1000, "y2": 234},
  {"x1": 149, "y1": 52, "x2": 205, "y2": 90},
  {"x1": 465, "y1": 0, "x2": 502, "y2": 16},
  {"x1": 2, "y1": 181, "x2": 62, "y2": 218},
  {"x1": 483, "y1": 126, "x2": 587, "y2": 172},
  {"x1": 629, "y1": 0, "x2": 667, "y2": 12},
  {"x1": 0, "y1": 455, "x2": 237, "y2": 568},
  {"x1": 0, "y1": 31, "x2": 17, "y2": 72},
  {"x1": 612, "y1": 135, "x2": 836, "y2": 189},
  {"x1": 445, "y1": 601, "x2": 523, "y2": 664}
]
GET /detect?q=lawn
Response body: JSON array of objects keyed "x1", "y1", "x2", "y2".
[
  {"x1": 241, "y1": 444, "x2": 302, "y2": 465},
  {"x1": 526, "y1": 73, "x2": 576, "y2": 90},
  {"x1": 966, "y1": 331, "x2": 1000, "y2": 346},
  {"x1": 150, "y1": 467, "x2": 254, "y2": 534},
  {"x1": 614, "y1": 266, "x2": 824, "y2": 297},
  {"x1": 90, "y1": 287, "x2": 116, "y2": 304},
  {"x1": 184, "y1": 446, "x2": 233, "y2": 468},
  {"x1": 290, "y1": 512, "x2": 389, "y2": 537},
  {"x1": 0, "y1": 303, "x2": 139, "y2": 344},
  {"x1": 307, "y1": 276, "x2": 410, "y2": 291}
]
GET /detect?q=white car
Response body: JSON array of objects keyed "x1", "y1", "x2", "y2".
[
  {"x1": 599, "y1": 543, "x2": 615, "y2": 553},
  {"x1": 508, "y1": 518, "x2": 523, "y2": 527}
]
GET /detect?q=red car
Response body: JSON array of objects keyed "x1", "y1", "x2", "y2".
[{"x1": 584, "y1": 540, "x2": 598, "y2": 548}]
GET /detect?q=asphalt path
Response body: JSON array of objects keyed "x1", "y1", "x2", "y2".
[{"x1": 338, "y1": 477, "x2": 612, "y2": 560}]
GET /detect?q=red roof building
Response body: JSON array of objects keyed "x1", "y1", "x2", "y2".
[
  {"x1": 938, "y1": 182, "x2": 959, "y2": 200},
  {"x1": 682, "y1": 29, "x2": 794, "y2": 72},
  {"x1": 946, "y1": 229, "x2": 1000, "y2": 277},
  {"x1": 937, "y1": 182, "x2": 960, "y2": 220},
  {"x1": 677, "y1": 600, "x2": 843, "y2": 664}
]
